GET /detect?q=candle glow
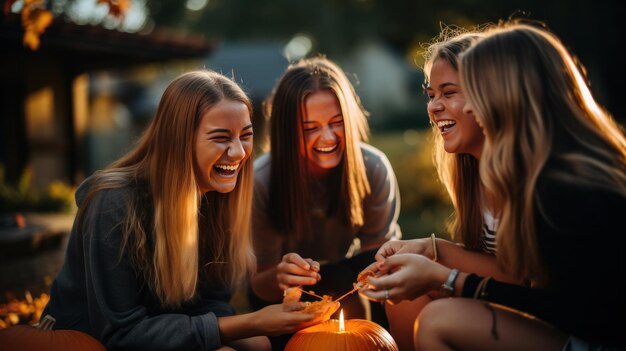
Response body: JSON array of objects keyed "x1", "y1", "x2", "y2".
[
  {"x1": 339, "y1": 309, "x2": 345, "y2": 332},
  {"x1": 285, "y1": 317, "x2": 399, "y2": 351}
]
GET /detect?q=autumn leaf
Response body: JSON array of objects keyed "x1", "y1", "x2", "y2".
[
  {"x1": 0, "y1": 292, "x2": 50, "y2": 329},
  {"x1": 22, "y1": 8, "x2": 53, "y2": 50},
  {"x1": 16, "y1": 0, "x2": 131, "y2": 50}
]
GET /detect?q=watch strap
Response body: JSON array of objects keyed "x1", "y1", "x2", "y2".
[{"x1": 440, "y1": 268, "x2": 460, "y2": 297}]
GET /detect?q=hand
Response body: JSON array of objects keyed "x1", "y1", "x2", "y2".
[
  {"x1": 374, "y1": 238, "x2": 435, "y2": 262},
  {"x1": 253, "y1": 302, "x2": 326, "y2": 336},
  {"x1": 359, "y1": 253, "x2": 449, "y2": 304},
  {"x1": 276, "y1": 253, "x2": 321, "y2": 291}
]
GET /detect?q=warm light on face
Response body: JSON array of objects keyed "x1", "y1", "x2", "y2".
[
  {"x1": 302, "y1": 89, "x2": 345, "y2": 175},
  {"x1": 339, "y1": 309, "x2": 345, "y2": 332}
]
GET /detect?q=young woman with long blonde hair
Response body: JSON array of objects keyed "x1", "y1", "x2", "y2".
[
  {"x1": 382, "y1": 28, "x2": 522, "y2": 351},
  {"x1": 1, "y1": 70, "x2": 323, "y2": 351},
  {"x1": 361, "y1": 22, "x2": 625, "y2": 350}
]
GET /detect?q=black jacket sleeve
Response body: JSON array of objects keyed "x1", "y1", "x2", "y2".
[{"x1": 461, "y1": 175, "x2": 625, "y2": 348}]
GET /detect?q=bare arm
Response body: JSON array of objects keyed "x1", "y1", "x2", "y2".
[
  {"x1": 434, "y1": 239, "x2": 521, "y2": 284},
  {"x1": 372, "y1": 237, "x2": 521, "y2": 285},
  {"x1": 249, "y1": 264, "x2": 282, "y2": 302}
]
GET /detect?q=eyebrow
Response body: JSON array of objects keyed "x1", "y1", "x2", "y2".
[
  {"x1": 206, "y1": 124, "x2": 253, "y2": 135},
  {"x1": 426, "y1": 82, "x2": 459, "y2": 91},
  {"x1": 303, "y1": 114, "x2": 343, "y2": 124}
]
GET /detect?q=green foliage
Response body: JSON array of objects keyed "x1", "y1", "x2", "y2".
[
  {"x1": 0, "y1": 165, "x2": 76, "y2": 213},
  {"x1": 369, "y1": 130, "x2": 453, "y2": 240}
]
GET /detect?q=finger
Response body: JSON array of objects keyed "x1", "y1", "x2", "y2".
[
  {"x1": 277, "y1": 261, "x2": 319, "y2": 281},
  {"x1": 280, "y1": 260, "x2": 319, "y2": 280},
  {"x1": 372, "y1": 287, "x2": 393, "y2": 303},
  {"x1": 304, "y1": 258, "x2": 320, "y2": 272},
  {"x1": 358, "y1": 287, "x2": 382, "y2": 302},
  {"x1": 366, "y1": 269, "x2": 404, "y2": 291},
  {"x1": 373, "y1": 259, "x2": 392, "y2": 275},
  {"x1": 376, "y1": 253, "x2": 410, "y2": 272},
  {"x1": 361, "y1": 262, "x2": 379, "y2": 276},
  {"x1": 282, "y1": 286, "x2": 303, "y2": 303},
  {"x1": 284, "y1": 264, "x2": 320, "y2": 280},
  {"x1": 283, "y1": 253, "x2": 311, "y2": 270},
  {"x1": 283, "y1": 301, "x2": 306, "y2": 312},
  {"x1": 374, "y1": 242, "x2": 396, "y2": 261},
  {"x1": 297, "y1": 314, "x2": 323, "y2": 329},
  {"x1": 278, "y1": 273, "x2": 319, "y2": 288}
]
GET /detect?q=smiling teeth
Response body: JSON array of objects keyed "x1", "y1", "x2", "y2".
[
  {"x1": 315, "y1": 145, "x2": 337, "y2": 152},
  {"x1": 215, "y1": 164, "x2": 239, "y2": 171},
  {"x1": 437, "y1": 120, "x2": 456, "y2": 128}
]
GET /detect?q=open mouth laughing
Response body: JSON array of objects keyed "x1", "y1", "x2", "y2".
[
  {"x1": 437, "y1": 120, "x2": 456, "y2": 134},
  {"x1": 214, "y1": 163, "x2": 239, "y2": 176},
  {"x1": 313, "y1": 143, "x2": 339, "y2": 153}
]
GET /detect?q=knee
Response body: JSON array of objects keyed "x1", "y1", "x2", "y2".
[
  {"x1": 255, "y1": 336, "x2": 271, "y2": 351},
  {"x1": 413, "y1": 299, "x2": 457, "y2": 350}
]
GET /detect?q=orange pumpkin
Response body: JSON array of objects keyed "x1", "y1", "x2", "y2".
[
  {"x1": 0, "y1": 325, "x2": 106, "y2": 351},
  {"x1": 285, "y1": 318, "x2": 398, "y2": 351}
]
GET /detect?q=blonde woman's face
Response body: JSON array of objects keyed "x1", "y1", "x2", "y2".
[
  {"x1": 194, "y1": 99, "x2": 253, "y2": 193},
  {"x1": 301, "y1": 89, "x2": 346, "y2": 175},
  {"x1": 426, "y1": 58, "x2": 484, "y2": 159}
]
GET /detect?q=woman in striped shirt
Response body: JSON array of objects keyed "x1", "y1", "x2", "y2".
[{"x1": 381, "y1": 27, "x2": 522, "y2": 351}]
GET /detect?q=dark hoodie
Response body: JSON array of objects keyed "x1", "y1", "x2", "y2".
[{"x1": 42, "y1": 176, "x2": 234, "y2": 351}]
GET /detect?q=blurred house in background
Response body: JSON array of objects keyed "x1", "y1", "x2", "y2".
[
  {"x1": 205, "y1": 41, "x2": 289, "y2": 153},
  {"x1": 0, "y1": 13, "x2": 213, "y2": 189},
  {"x1": 202, "y1": 39, "x2": 426, "y2": 154}
]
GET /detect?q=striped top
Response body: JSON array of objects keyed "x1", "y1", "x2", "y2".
[{"x1": 479, "y1": 210, "x2": 498, "y2": 255}]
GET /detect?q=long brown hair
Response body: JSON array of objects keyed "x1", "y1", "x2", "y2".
[
  {"x1": 78, "y1": 70, "x2": 255, "y2": 307},
  {"x1": 461, "y1": 23, "x2": 626, "y2": 284},
  {"x1": 265, "y1": 56, "x2": 370, "y2": 241},
  {"x1": 422, "y1": 27, "x2": 485, "y2": 248}
]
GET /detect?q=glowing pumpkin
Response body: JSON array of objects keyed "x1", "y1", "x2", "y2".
[{"x1": 286, "y1": 311, "x2": 398, "y2": 351}]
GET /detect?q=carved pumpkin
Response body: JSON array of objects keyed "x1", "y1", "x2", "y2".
[{"x1": 285, "y1": 318, "x2": 398, "y2": 351}]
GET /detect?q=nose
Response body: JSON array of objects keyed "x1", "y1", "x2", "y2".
[
  {"x1": 319, "y1": 125, "x2": 338, "y2": 143},
  {"x1": 462, "y1": 100, "x2": 473, "y2": 115},
  {"x1": 427, "y1": 98, "x2": 443, "y2": 115},
  {"x1": 228, "y1": 139, "x2": 246, "y2": 161}
]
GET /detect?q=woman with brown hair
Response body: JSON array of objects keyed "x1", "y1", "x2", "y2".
[{"x1": 248, "y1": 57, "x2": 401, "y2": 335}]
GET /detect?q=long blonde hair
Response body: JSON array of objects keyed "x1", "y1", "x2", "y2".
[
  {"x1": 78, "y1": 70, "x2": 255, "y2": 307},
  {"x1": 460, "y1": 23, "x2": 626, "y2": 283},
  {"x1": 265, "y1": 56, "x2": 371, "y2": 241},
  {"x1": 422, "y1": 28, "x2": 485, "y2": 248}
]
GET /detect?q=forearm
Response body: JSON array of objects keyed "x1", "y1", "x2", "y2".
[
  {"x1": 249, "y1": 265, "x2": 283, "y2": 302},
  {"x1": 218, "y1": 312, "x2": 260, "y2": 344},
  {"x1": 435, "y1": 239, "x2": 521, "y2": 284}
]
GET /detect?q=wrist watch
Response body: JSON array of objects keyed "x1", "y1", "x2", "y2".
[{"x1": 439, "y1": 269, "x2": 460, "y2": 298}]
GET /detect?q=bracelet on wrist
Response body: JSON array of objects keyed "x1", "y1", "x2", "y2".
[
  {"x1": 439, "y1": 268, "x2": 459, "y2": 298},
  {"x1": 430, "y1": 233, "x2": 438, "y2": 262},
  {"x1": 473, "y1": 276, "x2": 492, "y2": 300}
]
